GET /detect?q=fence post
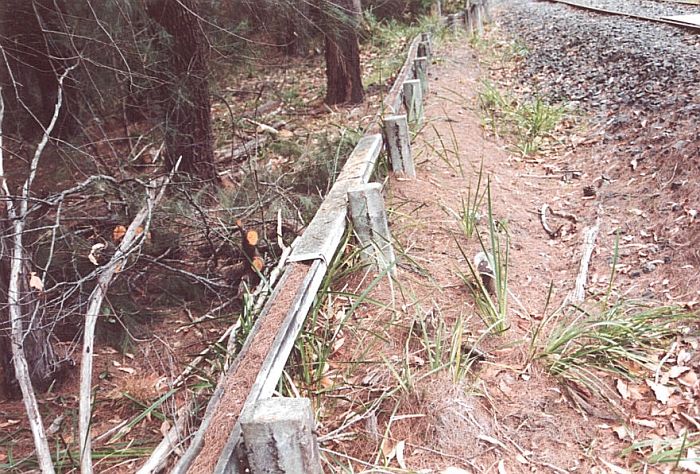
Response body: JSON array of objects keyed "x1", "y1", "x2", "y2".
[
  {"x1": 240, "y1": 398, "x2": 322, "y2": 474},
  {"x1": 402, "y1": 79, "x2": 424, "y2": 125},
  {"x1": 420, "y1": 32, "x2": 432, "y2": 60},
  {"x1": 383, "y1": 115, "x2": 415, "y2": 178},
  {"x1": 413, "y1": 56, "x2": 429, "y2": 96},
  {"x1": 483, "y1": 0, "x2": 492, "y2": 23},
  {"x1": 474, "y1": 0, "x2": 484, "y2": 35},
  {"x1": 465, "y1": 2, "x2": 473, "y2": 36},
  {"x1": 347, "y1": 183, "x2": 396, "y2": 276}
]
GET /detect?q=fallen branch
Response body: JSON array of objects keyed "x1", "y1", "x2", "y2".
[
  {"x1": 569, "y1": 216, "x2": 601, "y2": 304},
  {"x1": 79, "y1": 164, "x2": 174, "y2": 474},
  {"x1": 136, "y1": 402, "x2": 193, "y2": 474}
]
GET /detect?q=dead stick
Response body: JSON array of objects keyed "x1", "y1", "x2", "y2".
[
  {"x1": 570, "y1": 217, "x2": 601, "y2": 303},
  {"x1": 79, "y1": 168, "x2": 172, "y2": 474}
]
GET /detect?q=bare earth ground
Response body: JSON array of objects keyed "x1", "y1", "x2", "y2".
[{"x1": 318, "y1": 23, "x2": 699, "y2": 474}]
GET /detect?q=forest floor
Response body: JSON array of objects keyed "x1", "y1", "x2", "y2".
[
  {"x1": 1, "y1": 4, "x2": 699, "y2": 474},
  {"x1": 308, "y1": 5, "x2": 700, "y2": 474}
]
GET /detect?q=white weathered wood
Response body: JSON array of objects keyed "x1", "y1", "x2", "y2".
[
  {"x1": 571, "y1": 217, "x2": 601, "y2": 303},
  {"x1": 413, "y1": 56, "x2": 429, "y2": 96},
  {"x1": 240, "y1": 398, "x2": 321, "y2": 474},
  {"x1": 289, "y1": 134, "x2": 382, "y2": 264},
  {"x1": 402, "y1": 79, "x2": 424, "y2": 125},
  {"x1": 213, "y1": 261, "x2": 327, "y2": 474},
  {"x1": 347, "y1": 183, "x2": 396, "y2": 276},
  {"x1": 483, "y1": 0, "x2": 493, "y2": 23},
  {"x1": 474, "y1": 0, "x2": 485, "y2": 35},
  {"x1": 383, "y1": 115, "x2": 415, "y2": 178},
  {"x1": 384, "y1": 36, "x2": 422, "y2": 114}
]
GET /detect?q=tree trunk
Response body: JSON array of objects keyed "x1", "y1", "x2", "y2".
[
  {"x1": 146, "y1": 0, "x2": 217, "y2": 182},
  {"x1": 323, "y1": 0, "x2": 364, "y2": 105}
]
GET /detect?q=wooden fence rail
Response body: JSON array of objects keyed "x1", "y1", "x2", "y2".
[{"x1": 138, "y1": 2, "x2": 492, "y2": 471}]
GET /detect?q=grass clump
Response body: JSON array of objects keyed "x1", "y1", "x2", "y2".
[
  {"x1": 623, "y1": 431, "x2": 700, "y2": 471},
  {"x1": 456, "y1": 179, "x2": 509, "y2": 333},
  {"x1": 533, "y1": 302, "x2": 696, "y2": 400},
  {"x1": 477, "y1": 79, "x2": 565, "y2": 156}
]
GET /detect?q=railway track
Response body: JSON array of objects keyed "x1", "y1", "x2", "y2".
[{"x1": 541, "y1": 0, "x2": 700, "y2": 31}]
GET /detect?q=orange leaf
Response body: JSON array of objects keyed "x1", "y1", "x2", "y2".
[{"x1": 112, "y1": 225, "x2": 127, "y2": 242}]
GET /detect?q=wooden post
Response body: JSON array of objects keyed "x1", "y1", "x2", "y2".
[
  {"x1": 474, "y1": 0, "x2": 484, "y2": 35},
  {"x1": 420, "y1": 32, "x2": 432, "y2": 60},
  {"x1": 413, "y1": 56, "x2": 429, "y2": 96},
  {"x1": 347, "y1": 183, "x2": 396, "y2": 276},
  {"x1": 402, "y1": 79, "x2": 423, "y2": 125},
  {"x1": 465, "y1": 3, "x2": 474, "y2": 36},
  {"x1": 240, "y1": 398, "x2": 321, "y2": 474},
  {"x1": 433, "y1": 0, "x2": 442, "y2": 17},
  {"x1": 483, "y1": 0, "x2": 492, "y2": 23},
  {"x1": 383, "y1": 115, "x2": 415, "y2": 178},
  {"x1": 402, "y1": 80, "x2": 422, "y2": 124}
]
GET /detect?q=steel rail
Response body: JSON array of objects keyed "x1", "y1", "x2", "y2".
[{"x1": 541, "y1": 0, "x2": 700, "y2": 32}]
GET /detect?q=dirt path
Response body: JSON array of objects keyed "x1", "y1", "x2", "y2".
[{"x1": 320, "y1": 19, "x2": 699, "y2": 474}]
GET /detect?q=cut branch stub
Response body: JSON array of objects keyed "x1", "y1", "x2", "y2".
[{"x1": 383, "y1": 114, "x2": 415, "y2": 178}]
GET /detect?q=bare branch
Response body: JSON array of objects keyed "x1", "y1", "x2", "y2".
[
  {"x1": 79, "y1": 162, "x2": 175, "y2": 473},
  {"x1": 0, "y1": 88, "x2": 56, "y2": 474}
]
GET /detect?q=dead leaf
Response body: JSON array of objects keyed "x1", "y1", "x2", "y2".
[
  {"x1": 616, "y1": 379, "x2": 630, "y2": 400},
  {"x1": 631, "y1": 418, "x2": 657, "y2": 428},
  {"x1": 29, "y1": 272, "x2": 43, "y2": 291},
  {"x1": 381, "y1": 437, "x2": 395, "y2": 460},
  {"x1": 667, "y1": 366, "x2": 690, "y2": 379},
  {"x1": 679, "y1": 448, "x2": 700, "y2": 473},
  {"x1": 0, "y1": 419, "x2": 20, "y2": 428},
  {"x1": 497, "y1": 460, "x2": 507, "y2": 474},
  {"x1": 612, "y1": 425, "x2": 633, "y2": 441},
  {"x1": 88, "y1": 243, "x2": 105, "y2": 266},
  {"x1": 332, "y1": 337, "x2": 345, "y2": 354},
  {"x1": 117, "y1": 366, "x2": 136, "y2": 375},
  {"x1": 160, "y1": 420, "x2": 171, "y2": 437},
  {"x1": 112, "y1": 225, "x2": 127, "y2": 242},
  {"x1": 478, "y1": 434, "x2": 506, "y2": 449},
  {"x1": 679, "y1": 370, "x2": 698, "y2": 387},
  {"x1": 395, "y1": 440, "x2": 406, "y2": 469},
  {"x1": 646, "y1": 380, "x2": 673, "y2": 404},
  {"x1": 600, "y1": 458, "x2": 631, "y2": 474},
  {"x1": 441, "y1": 468, "x2": 470, "y2": 474}
]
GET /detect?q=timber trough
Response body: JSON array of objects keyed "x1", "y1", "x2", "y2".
[
  {"x1": 156, "y1": 31, "x2": 432, "y2": 474},
  {"x1": 138, "y1": 6, "x2": 492, "y2": 471},
  {"x1": 135, "y1": 4, "x2": 495, "y2": 472}
]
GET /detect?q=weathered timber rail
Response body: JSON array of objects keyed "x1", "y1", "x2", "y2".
[
  {"x1": 161, "y1": 33, "x2": 432, "y2": 474},
  {"x1": 133, "y1": 3, "x2": 492, "y2": 471},
  {"x1": 541, "y1": 0, "x2": 700, "y2": 31}
]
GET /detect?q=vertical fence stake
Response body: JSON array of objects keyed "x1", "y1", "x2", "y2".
[
  {"x1": 475, "y1": 0, "x2": 484, "y2": 35},
  {"x1": 383, "y1": 115, "x2": 415, "y2": 178},
  {"x1": 420, "y1": 32, "x2": 432, "y2": 60},
  {"x1": 402, "y1": 79, "x2": 423, "y2": 125},
  {"x1": 483, "y1": 0, "x2": 492, "y2": 23},
  {"x1": 347, "y1": 183, "x2": 396, "y2": 276},
  {"x1": 413, "y1": 57, "x2": 429, "y2": 96},
  {"x1": 465, "y1": 2, "x2": 474, "y2": 36},
  {"x1": 240, "y1": 398, "x2": 322, "y2": 474}
]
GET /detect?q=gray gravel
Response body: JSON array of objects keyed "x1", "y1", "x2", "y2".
[
  {"x1": 581, "y1": 0, "x2": 700, "y2": 18},
  {"x1": 495, "y1": 0, "x2": 700, "y2": 162}
]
